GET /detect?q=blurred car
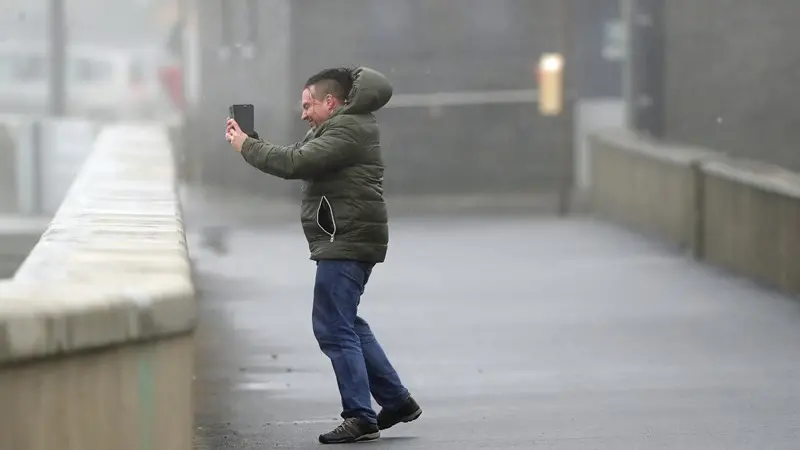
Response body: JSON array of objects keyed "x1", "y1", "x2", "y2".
[{"x1": 0, "y1": 41, "x2": 177, "y2": 121}]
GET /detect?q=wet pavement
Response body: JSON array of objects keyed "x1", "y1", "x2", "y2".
[{"x1": 186, "y1": 202, "x2": 800, "y2": 449}]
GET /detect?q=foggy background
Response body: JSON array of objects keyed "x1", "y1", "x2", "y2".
[
  {"x1": 179, "y1": 0, "x2": 625, "y2": 202},
  {"x1": 3, "y1": 1, "x2": 800, "y2": 448},
  {"x1": 2, "y1": 0, "x2": 798, "y2": 210}
]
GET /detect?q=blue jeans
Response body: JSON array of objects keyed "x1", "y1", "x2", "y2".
[{"x1": 313, "y1": 259, "x2": 409, "y2": 424}]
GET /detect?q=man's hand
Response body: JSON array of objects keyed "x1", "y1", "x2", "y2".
[{"x1": 225, "y1": 118, "x2": 248, "y2": 153}]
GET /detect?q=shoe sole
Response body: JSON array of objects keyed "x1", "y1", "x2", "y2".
[
  {"x1": 379, "y1": 408, "x2": 422, "y2": 430},
  {"x1": 358, "y1": 432, "x2": 381, "y2": 442},
  {"x1": 319, "y1": 431, "x2": 380, "y2": 444}
]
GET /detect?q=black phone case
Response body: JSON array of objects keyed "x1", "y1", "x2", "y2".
[{"x1": 230, "y1": 104, "x2": 255, "y2": 136}]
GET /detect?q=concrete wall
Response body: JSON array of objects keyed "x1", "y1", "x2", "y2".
[
  {"x1": 186, "y1": 0, "x2": 295, "y2": 197},
  {"x1": 289, "y1": 0, "x2": 571, "y2": 196},
  {"x1": 0, "y1": 124, "x2": 196, "y2": 450},
  {"x1": 187, "y1": 0, "x2": 582, "y2": 197},
  {"x1": 661, "y1": 0, "x2": 800, "y2": 172},
  {"x1": 701, "y1": 160, "x2": 800, "y2": 295},
  {"x1": 589, "y1": 128, "x2": 800, "y2": 296},
  {"x1": 588, "y1": 129, "x2": 720, "y2": 250}
]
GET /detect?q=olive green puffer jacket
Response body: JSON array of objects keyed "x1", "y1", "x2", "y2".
[{"x1": 240, "y1": 67, "x2": 392, "y2": 263}]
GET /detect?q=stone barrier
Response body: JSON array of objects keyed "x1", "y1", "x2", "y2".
[
  {"x1": 0, "y1": 124, "x2": 196, "y2": 450},
  {"x1": 588, "y1": 129, "x2": 720, "y2": 250},
  {"x1": 589, "y1": 127, "x2": 800, "y2": 297},
  {"x1": 701, "y1": 159, "x2": 800, "y2": 294}
]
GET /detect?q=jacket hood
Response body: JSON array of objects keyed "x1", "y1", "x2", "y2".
[{"x1": 340, "y1": 67, "x2": 393, "y2": 115}]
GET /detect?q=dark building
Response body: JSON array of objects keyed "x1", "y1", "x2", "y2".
[
  {"x1": 184, "y1": 0, "x2": 624, "y2": 198},
  {"x1": 628, "y1": 0, "x2": 800, "y2": 171}
]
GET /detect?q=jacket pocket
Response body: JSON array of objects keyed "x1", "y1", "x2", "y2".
[{"x1": 316, "y1": 196, "x2": 337, "y2": 242}]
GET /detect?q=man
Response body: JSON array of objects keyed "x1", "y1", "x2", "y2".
[{"x1": 225, "y1": 67, "x2": 422, "y2": 444}]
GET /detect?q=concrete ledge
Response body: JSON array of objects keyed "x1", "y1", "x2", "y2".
[
  {"x1": 0, "y1": 277, "x2": 194, "y2": 363},
  {"x1": 0, "y1": 123, "x2": 195, "y2": 450},
  {"x1": 3, "y1": 124, "x2": 196, "y2": 363},
  {"x1": 589, "y1": 128, "x2": 800, "y2": 298},
  {"x1": 0, "y1": 334, "x2": 193, "y2": 450},
  {"x1": 701, "y1": 159, "x2": 800, "y2": 294},
  {"x1": 588, "y1": 128, "x2": 720, "y2": 249}
]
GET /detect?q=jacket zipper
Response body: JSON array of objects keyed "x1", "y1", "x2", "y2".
[{"x1": 316, "y1": 196, "x2": 336, "y2": 243}]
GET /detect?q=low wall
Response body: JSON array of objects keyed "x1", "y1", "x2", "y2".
[
  {"x1": 702, "y1": 159, "x2": 800, "y2": 295},
  {"x1": 588, "y1": 129, "x2": 720, "y2": 250},
  {"x1": 589, "y1": 128, "x2": 800, "y2": 297},
  {"x1": 0, "y1": 124, "x2": 196, "y2": 450}
]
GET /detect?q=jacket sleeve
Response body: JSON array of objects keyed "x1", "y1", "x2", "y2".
[{"x1": 240, "y1": 119, "x2": 359, "y2": 180}]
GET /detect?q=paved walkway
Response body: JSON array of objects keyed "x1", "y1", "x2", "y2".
[{"x1": 187, "y1": 207, "x2": 800, "y2": 449}]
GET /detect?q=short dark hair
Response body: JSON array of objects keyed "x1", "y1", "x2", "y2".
[{"x1": 304, "y1": 67, "x2": 354, "y2": 103}]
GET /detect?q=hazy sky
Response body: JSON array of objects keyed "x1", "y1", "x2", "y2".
[{"x1": 1, "y1": 0, "x2": 173, "y2": 48}]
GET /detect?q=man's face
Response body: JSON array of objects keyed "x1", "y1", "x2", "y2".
[{"x1": 301, "y1": 86, "x2": 336, "y2": 128}]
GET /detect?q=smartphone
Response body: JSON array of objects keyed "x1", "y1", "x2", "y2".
[{"x1": 229, "y1": 104, "x2": 255, "y2": 137}]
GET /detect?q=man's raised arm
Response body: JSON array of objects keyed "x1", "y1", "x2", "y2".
[{"x1": 240, "y1": 118, "x2": 360, "y2": 180}]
